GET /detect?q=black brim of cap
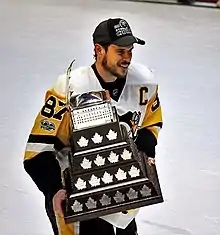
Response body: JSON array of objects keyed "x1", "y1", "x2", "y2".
[{"x1": 112, "y1": 35, "x2": 145, "y2": 47}]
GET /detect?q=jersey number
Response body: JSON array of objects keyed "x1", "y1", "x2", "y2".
[
  {"x1": 41, "y1": 96, "x2": 67, "y2": 120},
  {"x1": 151, "y1": 94, "x2": 160, "y2": 112}
]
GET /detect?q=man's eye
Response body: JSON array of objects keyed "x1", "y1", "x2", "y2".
[{"x1": 117, "y1": 50, "x2": 124, "y2": 54}]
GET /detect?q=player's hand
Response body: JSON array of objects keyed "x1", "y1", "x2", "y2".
[
  {"x1": 147, "y1": 157, "x2": 155, "y2": 166},
  {"x1": 53, "y1": 189, "x2": 66, "y2": 217}
]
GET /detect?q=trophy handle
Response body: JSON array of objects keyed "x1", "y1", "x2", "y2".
[{"x1": 65, "y1": 59, "x2": 75, "y2": 104}]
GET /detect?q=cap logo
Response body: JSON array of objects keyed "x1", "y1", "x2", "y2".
[{"x1": 114, "y1": 19, "x2": 132, "y2": 37}]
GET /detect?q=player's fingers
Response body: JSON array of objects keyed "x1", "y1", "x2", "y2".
[
  {"x1": 147, "y1": 157, "x2": 155, "y2": 165},
  {"x1": 55, "y1": 200, "x2": 64, "y2": 217},
  {"x1": 53, "y1": 189, "x2": 66, "y2": 217}
]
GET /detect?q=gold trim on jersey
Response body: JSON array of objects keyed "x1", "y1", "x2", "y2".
[{"x1": 140, "y1": 85, "x2": 162, "y2": 139}]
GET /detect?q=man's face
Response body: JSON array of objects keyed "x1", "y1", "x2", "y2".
[{"x1": 100, "y1": 44, "x2": 133, "y2": 78}]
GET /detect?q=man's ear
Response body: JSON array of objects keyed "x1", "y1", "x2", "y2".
[{"x1": 94, "y1": 43, "x2": 105, "y2": 57}]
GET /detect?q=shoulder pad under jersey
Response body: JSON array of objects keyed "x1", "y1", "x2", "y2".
[
  {"x1": 52, "y1": 66, "x2": 90, "y2": 97},
  {"x1": 127, "y1": 62, "x2": 156, "y2": 85}
]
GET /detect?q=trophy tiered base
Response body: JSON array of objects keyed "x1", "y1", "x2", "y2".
[
  {"x1": 63, "y1": 167, "x2": 162, "y2": 223},
  {"x1": 62, "y1": 122, "x2": 163, "y2": 223}
]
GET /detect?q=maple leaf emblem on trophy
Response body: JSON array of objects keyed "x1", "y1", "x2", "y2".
[
  {"x1": 91, "y1": 133, "x2": 103, "y2": 144},
  {"x1": 102, "y1": 172, "x2": 113, "y2": 184},
  {"x1": 100, "y1": 194, "x2": 111, "y2": 206},
  {"x1": 94, "y1": 154, "x2": 105, "y2": 166},
  {"x1": 127, "y1": 188, "x2": 138, "y2": 200},
  {"x1": 85, "y1": 197, "x2": 97, "y2": 209},
  {"x1": 77, "y1": 136, "x2": 89, "y2": 147},
  {"x1": 140, "y1": 185, "x2": 152, "y2": 197},
  {"x1": 75, "y1": 178, "x2": 87, "y2": 190},
  {"x1": 115, "y1": 168, "x2": 127, "y2": 181},
  {"x1": 128, "y1": 166, "x2": 140, "y2": 178},
  {"x1": 113, "y1": 191, "x2": 125, "y2": 203},
  {"x1": 108, "y1": 151, "x2": 119, "y2": 163},
  {"x1": 71, "y1": 200, "x2": 83, "y2": 212},
  {"x1": 89, "y1": 174, "x2": 100, "y2": 187},
  {"x1": 121, "y1": 149, "x2": 132, "y2": 160},
  {"x1": 80, "y1": 158, "x2": 92, "y2": 169},
  {"x1": 106, "y1": 129, "x2": 117, "y2": 140}
]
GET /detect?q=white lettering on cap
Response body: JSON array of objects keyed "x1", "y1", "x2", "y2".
[{"x1": 114, "y1": 20, "x2": 132, "y2": 37}]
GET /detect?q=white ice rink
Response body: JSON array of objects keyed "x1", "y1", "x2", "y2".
[{"x1": 0, "y1": 0, "x2": 220, "y2": 234}]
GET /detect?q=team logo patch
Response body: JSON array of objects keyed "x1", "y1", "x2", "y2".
[{"x1": 40, "y1": 119, "x2": 56, "y2": 132}]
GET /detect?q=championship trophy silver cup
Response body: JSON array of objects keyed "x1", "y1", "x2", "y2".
[{"x1": 62, "y1": 90, "x2": 163, "y2": 224}]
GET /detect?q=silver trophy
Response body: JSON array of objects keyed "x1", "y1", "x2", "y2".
[{"x1": 62, "y1": 91, "x2": 163, "y2": 223}]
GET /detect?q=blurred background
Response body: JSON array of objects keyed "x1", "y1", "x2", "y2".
[
  {"x1": 0, "y1": 0, "x2": 220, "y2": 234},
  {"x1": 119, "y1": 0, "x2": 220, "y2": 8}
]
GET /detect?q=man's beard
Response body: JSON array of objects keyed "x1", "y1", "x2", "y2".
[{"x1": 101, "y1": 56, "x2": 129, "y2": 79}]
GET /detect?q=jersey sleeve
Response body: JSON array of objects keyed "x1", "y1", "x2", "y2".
[
  {"x1": 135, "y1": 85, "x2": 163, "y2": 158},
  {"x1": 24, "y1": 88, "x2": 71, "y2": 161},
  {"x1": 23, "y1": 85, "x2": 71, "y2": 196},
  {"x1": 141, "y1": 85, "x2": 163, "y2": 137}
]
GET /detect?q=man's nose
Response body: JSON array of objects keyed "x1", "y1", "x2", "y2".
[{"x1": 122, "y1": 52, "x2": 132, "y2": 62}]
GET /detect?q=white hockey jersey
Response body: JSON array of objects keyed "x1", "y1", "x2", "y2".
[{"x1": 25, "y1": 62, "x2": 162, "y2": 161}]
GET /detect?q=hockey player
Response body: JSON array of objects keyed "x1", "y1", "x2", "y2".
[{"x1": 23, "y1": 18, "x2": 163, "y2": 235}]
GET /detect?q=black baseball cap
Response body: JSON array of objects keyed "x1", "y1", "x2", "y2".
[{"x1": 93, "y1": 18, "x2": 145, "y2": 47}]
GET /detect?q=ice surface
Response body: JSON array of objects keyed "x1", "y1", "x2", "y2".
[{"x1": 0, "y1": 0, "x2": 220, "y2": 234}]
